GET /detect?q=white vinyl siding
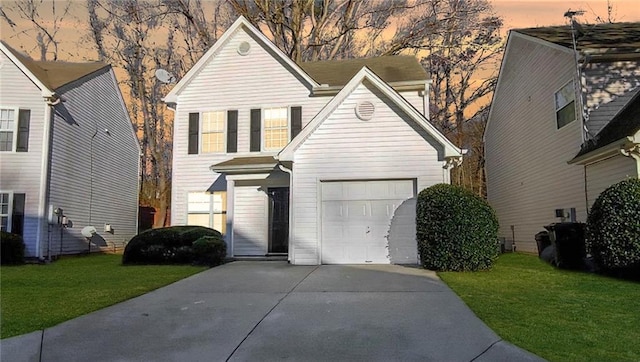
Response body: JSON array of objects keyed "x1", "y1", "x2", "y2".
[
  {"x1": 47, "y1": 68, "x2": 139, "y2": 255},
  {"x1": 170, "y1": 26, "x2": 327, "y2": 227},
  {"x1": 0, "y1": 108, "x2": 16, "y2": 151},
  {"x1": 585, "y1": 155, "x2": 639, "y2": 207},
  {"x1": 485, "y1": 34, "x2": 587, "y2": 253},
  {"x1": 263, "y1": 107, "x2": 288, "y2": 150},
  {"x1": 0, "y1": 50, "x2": 47, "y2": 257},
  {"x1": 290, "y1": 82, "x2": 447, "y2": 265},
  {"x1": 232, "y1": 185, "x2": 268, "y2": 256},
  {"x1": 201, "y1": 111, "x2": 225, "y2": 153}
]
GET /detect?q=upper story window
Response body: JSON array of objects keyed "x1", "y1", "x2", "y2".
[
  {"x1": 0, "y1": 108, "x2": 16, "y2": 151},
  {"x1": 0, "y1": 107, "x2": 30, "y2": 152},
  {"x1": 264, "y1": 107, "x2": 289, "y2": 150},
  {"x1": 201, "y1": 111, "x2": 226, "y2": 153},
  {"x1": 555, "y1": 81, "x2": 576, "y2": 129}
]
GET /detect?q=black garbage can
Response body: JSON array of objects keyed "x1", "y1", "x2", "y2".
[
  {"x1": 534, "y1": 231, "x2": 551, "y2": 257},
  {"x1": 544, "y1": 223, "x2": 586, "y2": 270}
]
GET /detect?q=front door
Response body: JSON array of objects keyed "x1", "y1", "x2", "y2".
[{"x1": 268, "y1": 187, "x2": 289, "y2": 254}]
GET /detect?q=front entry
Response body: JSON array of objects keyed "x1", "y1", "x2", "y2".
[{"x1": 268, "y1": 187, "x2": 289, "y2": 253}]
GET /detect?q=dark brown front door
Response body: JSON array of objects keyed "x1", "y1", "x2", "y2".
[{"x1": 268, "y1": 187, "x2": 289, "y2": 254}]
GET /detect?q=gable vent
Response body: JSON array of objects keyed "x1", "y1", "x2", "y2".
[
  {"x1": 237, "y1": 41, "x2": 251, "y2": 55},
  {"x1": 355, "y1": 101, "x2": 375, "y2": 121}
]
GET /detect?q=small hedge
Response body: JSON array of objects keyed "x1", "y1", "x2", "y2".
[
  {"x1": 416, "y1": 184, "x2": 499, "y2": 271},
  {"x1": 123, "y1": 226, "x2": 225, "y2": 266},
  {"x1": 1, "y1": 231, "x2": 25, "y2": 265},
  {"x1": 586, "y1": 178, "x2": 640, "y2": 275}
]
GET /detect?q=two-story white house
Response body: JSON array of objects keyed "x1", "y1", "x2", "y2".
[
  {"x1": 165, "y1": 17, "x2": 463, "y2": 265},
  {"x1": 0, "y1": 41, "x2": 140, "y2": 259},
  {"x1": 485, "y1": 23, "x2": 640, "y2": 253}
]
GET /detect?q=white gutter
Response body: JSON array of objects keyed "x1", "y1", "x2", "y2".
[{"x1": 36, "y1": 96, "x2": 57, "y2": 259}]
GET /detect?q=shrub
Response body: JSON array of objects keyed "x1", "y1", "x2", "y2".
[
  {"x1": 1, "y1": 231, "x2": 25, "y2": 265},
  {"x1": 416, "y1": 184, "x2": 499, "y2": 271},
  {"x1": 123, "y1": 226, "x2": 224, "y2": 265},
  {"x1": 192, "y1": 236, "x2": 226, "y2": 266},
  {"x1": 586, "y1": 178, "x2": 640, "y2": 275}
]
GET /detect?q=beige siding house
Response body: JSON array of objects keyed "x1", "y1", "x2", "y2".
[
  {"x1": 485, "y1": 23, "x2": 640, "y2": 253},
  {"x1": 165, "y1": 17, "x2": 463, "y2": 265},
  {"x1": 0, "y1": 41, "x2": 140, "y2": 259}
]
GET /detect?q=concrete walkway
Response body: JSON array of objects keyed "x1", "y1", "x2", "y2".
[{"x1": 1, "y1": 262, "x2": 545, "y2": 362}]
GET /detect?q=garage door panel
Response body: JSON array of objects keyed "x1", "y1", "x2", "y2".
[{"x1": 321, "y1": 180, "x2": 416, "y2": 264}]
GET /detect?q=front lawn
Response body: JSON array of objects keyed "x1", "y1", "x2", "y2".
[
  {"x1": 0, "y1": 254, "x2": 207, "y2": 339},
  {"x1": 439, "y1": 253, "x2": 640, "y2": 362}
]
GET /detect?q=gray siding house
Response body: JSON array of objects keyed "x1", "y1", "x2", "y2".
[
  {"x1": 485, "y1": 23, "x2": 640, "y2": 252},
  {"x1": 165, "y1": 17, "x2": 463, "y2": 265},
  {"x1": 0, "y1": 41, "x2": 140, "y2": 259}
]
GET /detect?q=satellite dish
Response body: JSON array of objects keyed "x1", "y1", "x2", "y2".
[
  {"x1": 155, "y1": 69, "x2": 176, "y2": 84},
  {"x1": 81, "y1": 225, "x2": 97, "y2": 238}
]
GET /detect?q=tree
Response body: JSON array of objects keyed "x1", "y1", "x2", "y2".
[
  {"x1": 86, "y1": 0, "x2": 233, "y2": 227},
  {"x1": 0, "y1": 0, "x2": 76, "y2": 61}
]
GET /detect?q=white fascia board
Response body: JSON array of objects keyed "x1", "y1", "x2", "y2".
[
  {"x1": 0, "y1": 42, "x2": 55, "y2": 97},
  {"x1": 108, "y1": 67, "x2": 142, "y2": 153},
  {"x1": 510, "y1": 31, "x2": 574, "y2": 55},
  {"x1": 163, "y1": 16, "x2": 318, "y2": 103},
  {"x1": 568, "y1": 139, "x2": 627, "y2": 165},
  {"x1": 278, "y1": 66, "x2": 462, "y2": 161}
]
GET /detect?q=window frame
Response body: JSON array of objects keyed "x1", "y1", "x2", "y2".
[
  {"x1": 554, "y1": 81, "x2": 577, "y2": 129},
  {"x1": 0, "y1": 191, "x2": 13, "y2": 233},
  {"x1": 186, "y1": 191, "x2": 227, "y2": 234},
  {"x1": 262, "y1": 106, "x2": 290, "y2": 151},
  {"x1": 0, "y1": 107, "x2": 18, "y2": 152},
  {"x1": 200, "y1": 110, "x2": 227, "y2": 154}
]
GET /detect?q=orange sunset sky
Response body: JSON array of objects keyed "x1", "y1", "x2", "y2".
[{"x1": 1, "y1": 0, "x2": 639, "y2": 47}]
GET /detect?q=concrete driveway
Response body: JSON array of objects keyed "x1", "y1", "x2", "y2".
[{"x1": 1, "y1": 262, "x2": 544, "y2": 362}]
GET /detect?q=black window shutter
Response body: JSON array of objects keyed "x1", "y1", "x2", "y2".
[
  {"x1": 188, "y1": 113, "x2": 199, "y2": 154},
  {"x1": 12, "y1": 193, "x2": 25, "y2": 236},
  {"x1": 227, "y1": 110, "x2": 238, "y2": 153},
  {"x1": 250, "y1": 109, "x2": 261, "y2": 152},
  {"x1": 291, "y1": 106, "x2": 302, "y2": 139},
  {"x1": 16, "y1": 109, "x2": 30, "y2": 152}
]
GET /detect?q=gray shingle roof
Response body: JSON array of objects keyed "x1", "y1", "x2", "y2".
[
  {"x1": 575, "y1": 90, "x2": 640, "y2": 157},
  {"x1": 300, "y1": 56, "x2": 428, "y2": 87},
  {"x1": 515, "y1": 22, "x2": 640, "y2": 55},
  {"x1": 1, "y1": 41, "x2": 108, "y2": 90}
]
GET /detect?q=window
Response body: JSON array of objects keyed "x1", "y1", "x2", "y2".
[
  {"x1": 187, "y1": 191, "x2": 226, "y2": 234},
  {"x1": 201, "y1": 111, "x2": 225, "y2": 153},
  {"x1": 264, "y1": 107, "x2": 288, "y2": 150},
  {"x1": 555, "y1": 81, "x2": 576, "y2": 129},
  {"x1": 0, "y1": 108, "x2": 16, "y2": 151},
  {"x1": 0, "y1": 192, "x2": 24, "y2": 235},
  {"x1": 0, "y1": 193, "x2": 9, "y2": 231}
]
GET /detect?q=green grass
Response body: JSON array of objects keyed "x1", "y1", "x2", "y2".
[
  {"x1": 439, "y1": 253, "x2": 640, "y2": 362},
  {"x1": 0, "y1": 254, "x2": 207, "y2": 339}
]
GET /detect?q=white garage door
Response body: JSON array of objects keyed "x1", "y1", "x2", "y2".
[{"x1": 321, "y1": 180, "x2": 415, "y2": 264}]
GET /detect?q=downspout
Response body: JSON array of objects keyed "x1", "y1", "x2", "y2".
[
  {"x1": 278, "y1": 163, "x2": 294, "y2": 264},
  {"x1": 36, "y1": 96, "x2": 59, "y2": 260}
]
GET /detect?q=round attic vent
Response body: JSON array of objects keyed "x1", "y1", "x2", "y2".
[
  {"x1": 237, "y1": 41, "x2": 251, "y2": 55},
  {"x1": 355, "y1": 101, "x2": 375, "y2": 121}
]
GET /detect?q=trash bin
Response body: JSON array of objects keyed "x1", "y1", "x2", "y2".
[
  {"x1": 534, "y1": 231, "x2": 551, "y2": 257},
  {"x1": 544, "y1": 223, "x2": 586, "y2": 270}
]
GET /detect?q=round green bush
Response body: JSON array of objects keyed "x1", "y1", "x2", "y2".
[
  {"x1": 416, "y1": 184, "x2": 499, "y2": 271},
  {"x1": 586, "y1": 178, "x2": 640, "y2": 274},
  {"x1": 192, "y1": 236, "x2": 227, "y2": 266},
  {"x1": 1, "y1": 231, "x2": 25, "y2": 265},
  {"x1": 123, "y1": 226, "x2": 223, "y2": 265}
]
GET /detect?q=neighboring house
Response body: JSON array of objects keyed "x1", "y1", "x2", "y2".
[
  {"x1": 0, "y1": 41, "x2": 140, "y2": 259},
  {"x1": 485, "y1": 23, "x2": 640, "y2": 253},
  {"x1": 164, "y1": 16, "x2": 463, "y2": 265}
]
